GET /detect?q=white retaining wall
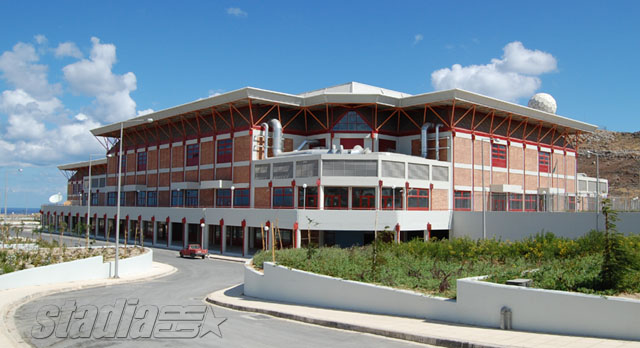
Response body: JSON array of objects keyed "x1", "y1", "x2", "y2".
[
  {"x1": 245, "y1": 262, "x2": 640, "y2": 341},
  {"x1": 0, "y1": 248, "x2": 152, "y2": 290},
  {"x1": 452, "y1": 211, "x2": 640, "y2": 240}
]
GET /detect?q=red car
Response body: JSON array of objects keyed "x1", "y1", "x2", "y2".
[{"x1": 179, "y1": 244, "x2": 208, "y2": 259}]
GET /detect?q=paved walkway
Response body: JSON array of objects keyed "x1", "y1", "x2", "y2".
[
  {"x1": 0, "y1": 262, "x2": 176, "y2": 348},
  {"x1": 207, "y1": 284, "x2": 640, "y2": 348}
]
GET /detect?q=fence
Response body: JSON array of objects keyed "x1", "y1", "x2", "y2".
[{"x1": 466, "y1": 193, "x2": 638, "y2": 213}]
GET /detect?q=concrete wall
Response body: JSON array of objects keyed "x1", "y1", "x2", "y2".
[
  {"x1": 0, "y1": 247, "x2": 152, "y2": 290},
  {"x1": 452, "y1": 211, "x2": 640, "y2": 240},
  {"x1": 245, "y1": 262, "x2": 640, "y2": 341}
]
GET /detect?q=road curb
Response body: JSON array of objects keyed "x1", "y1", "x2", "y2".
[{"x1": 206, "y1": 285, "x2": 507, "y2": 348}]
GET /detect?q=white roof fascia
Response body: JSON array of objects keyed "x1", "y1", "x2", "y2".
[
  {"x1": 303, "y1": 94, "x2": 399, "y2": 107},
  {"x1": 58, "y1": 158, "x2": 107, "y2": 171}
]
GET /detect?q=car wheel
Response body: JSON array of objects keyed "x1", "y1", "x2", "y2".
[
  {"x1": 202, "y1": 255, "x2": 206, "y2": 259},
  {"x1": 180, "y1": 253, "x2": 184, "y2": 258}
]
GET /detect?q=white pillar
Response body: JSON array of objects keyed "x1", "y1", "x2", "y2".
[
  {"x1": 221, "y1": 226, "x2": 227, "y2": 254},
  {"x1": 167, "y1": 222, "x2": 173, "y2": 248},
  {"x1": 243, "y1": 225, "x2": 248, "y2": 256},
  {"x1": 295, "y1": 226, "x2": 301, "y2": 248}
]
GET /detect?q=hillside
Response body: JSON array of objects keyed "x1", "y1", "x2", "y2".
[{"x1": 578, "y1": 130, "x2": 640, "y2": 197}]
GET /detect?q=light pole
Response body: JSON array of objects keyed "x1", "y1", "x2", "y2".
[
  {"x1": 302, "y1": 183, "x2": 307, "y2": 209},
  {"x1": 86, "y1": 154, "x2": 102, "y2": 248},
  {"x1": 230, "y1": 186, "x2": 235, "y2": 208},
  {"x1": 392, "y1": 185, "x2": 396, "y2": 210},
  {"x1": 481, "y1": 139, "x2": 486, "y2": 240},
  {"x1": 113, "y1": 117, "x2": 153, "y2": 278},
  {"x1": 200, "y1": 222, "x2": 205, "y2": 247},
  {"x1": 587, "y1": 151, "x2": 600, "y2": 231}
]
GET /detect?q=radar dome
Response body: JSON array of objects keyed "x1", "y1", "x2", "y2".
[{"x1": 528, "y1": 93, "x2": 557, "y2": 114}]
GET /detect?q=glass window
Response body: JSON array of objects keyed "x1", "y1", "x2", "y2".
[
  {"x1": 273, "y1": 162, "x2": 293, "y2": 179},
  {"x1": 120, "y1": 193, "x2": 126, "y2": 206},
  {"x1": 217, "y1": 139, "x2": 232, "y2": 163},
  {"x1": 409, "y1": 188, "x2": 430, "y2": 210},
  {"x1": 137, "y1": 152, "x2": 147, "y2": 171},
  {"x1": 120, "y1": 155, "x2": 126, "y2": 172},
  {"x1": 171, "y1": 190, "x2": 183, "y2": 207},
  {"x1": 352, "y1": 187, "x2": 376, "y2": 210},
  {"x1": 185, "y1": 190, "x2": 198, "y2": 207},
  {"x1": 137, "y1": 191, "x2": 146, "y2": 207},
  {"x1": 509, "y1": 193, "x2": 523, "y2": 211},
  {"x1": 491, "y1": 143, "x2": 507, "y2": 168},
  {"x1": 454, "y1": 191, "x2": 471, "y2": 211},
  {"x1": 216, "y1": 189, "x2": 231, "y2": 207},
  {"x1": 324, "y1": 187, "x2": 348, "y2": 209},
  {"x1": 539, "y1": 151, "x2": 550, "y2": 173},
  {"x1": 332, "y1": 111, "x2": 371, "y2": 131},
  {"x1": 567, "y1": 196, "x2": 576, "y2": 211},
  {"x1": 147, "y1": 191, "x2": 157, "y2": 207},
  {"x1": 491, "y1": 193, "x2": 507, "y2": 211},
  {"x1": 381, "y1": 187, "x2": 403, "y2": 210},
  {"x1": 525, "y1": 194, "x2": 537, "y2": 211},
  {"x1": 186, "y1": 144, "x2": 199, "y2": 167},
  {"x1": 234, "y1": 189, "x2": 250, "y2": 207},
  {"x1": 295, "y1": 160, "x2": 318, "y2": 178},
  {"x1": 538, "y1": 194, "x2": 547, "y2": 212},
  {"x1": 273, "y1": 187, "x2": 294, "y2": 208},
  {"x1": 91, "y1": 193, "x2": 99, "y2": 206},
  {"x1": 297, "y1": 186, "x2": 318, "y2": 209},
  {"x1": 254, "y1": 164, "x2": 270, "y2": 180},
  {"x1": 107, "y1": 192, "x2": 116, "y2": 206}
]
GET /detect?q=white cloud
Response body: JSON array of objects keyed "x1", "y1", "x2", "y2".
[
  {"x1": 413, "y1": 34, "x2": 423, "y2": 45},
  {"x1": 0, "y1": 42, "x2": 61, "y2": 99},
  {"x1": 54, "y1": 42, "x2": 83, "y2": 59},
  {"x1": 63, "y1": 37, "x2": 138, "y2": 123},
  {"x1": 34, "y1": 34, "x2": 47, "y2": 45},
  {"x1": 431, "y1": 41, "x2": 557, "y2": 102},
  {"x1": 227, "y1": 7, "x2": 247, "y2": 17}
]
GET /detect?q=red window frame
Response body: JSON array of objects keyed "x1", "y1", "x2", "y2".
[
  {"x1": 538, "y1": 151, "x2": 550, "y2": 173},
  {"x1": 524, "y1": 194, "x2": 537, "y2": 211},
  {"x1": 352, "y1": 188, "x2": 375, "y2": 210},
  {"x1": 491, "y1": 193, "x2": 506, "y2": 211},
  {"x1": 233, "y1": 188, "x2": 250, "y2": 207},
  {"x1": 137, "y1": 152, "x2": 147, "y2": 171},
  {"x1": 491, "y1": 143, "x2": 507, "y2": 168},
  {"x1": 298, "y1": 186, "x2": 318, "y2": 209},
  {"x1": 332, "y1": 111, "x2": 372, "y2": 132},
  {"x1": 273, "y1": 187, "x2": 294, "y2": 208},
  {"x1": 186, "y1": 144, "x2": 199, "y2": 167},
  {"x1": 217, "y1": 139, "x2": 232, "y2": 163},
  {"x1": 408, "y1": 188, "x2": 430, "y2": 210},
  {"x1": 381, "y1": 188, "x2": 402, "y2": 210},
  {"x1": 216, "y1": 189, "x2": 231, "y2": 207},
  {"x1": 567, "y1": 196, "x2": 576, "y2": 210},
  {"x1": 454, "y1": 191, "x2": 471, "y2": 211},
  {"x1": 508, "y1": 193, "x2": 523, "y2": 211},
  {"x1": 324, "y1": 187, "x2": 348, "y2": 210},
  {"x1": 378, "y1": 139, "x2": 397, "y2": 152}
]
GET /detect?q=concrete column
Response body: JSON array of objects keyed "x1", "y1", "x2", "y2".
[
  {"x1": 242, "y1": 225, "x2": 248, "y2": 256},
  {"x1": 318, "y1": 186, "x2": 324, "y2": 210},
  {"x1": 221, "y1": 225, "x2": 227, "y2": 254},
  {"x1": 295, "y1": 225, "x2": 301, "y2": 248},
  {"x1": 68, "y1": 215, "x2": 73, "y2": 234},
  {"x1": 152, "y1": 221, "x2": 157, "y2": 245},
  {"x1": 202, "y1": 224, "x2": 209, "y2": 250},
  {"x1": 183, "y1": 223, "x2": 187, "y2": 249},
  {"x1": 167, "y1": 223, "x2": 172, "y2": 248}
]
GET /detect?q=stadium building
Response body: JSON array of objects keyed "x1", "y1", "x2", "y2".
[{"x1": 41, "y1": 82, "x2": 605, "y2": 255}]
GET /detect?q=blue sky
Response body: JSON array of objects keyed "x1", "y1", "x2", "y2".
[{"x1": 0, "y1": 1, "x2": 639, "y2": 208}]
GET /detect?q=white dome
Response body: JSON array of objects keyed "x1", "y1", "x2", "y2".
[{"x1": 528, "y1": 93, "x2": 557, "y2": 114}]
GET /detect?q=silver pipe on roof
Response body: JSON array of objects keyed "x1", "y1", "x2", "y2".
[
  {"x1": 421, "y1": 123, "x2": 433, "y2": 158},
  {"x1": 268, "y1": 119, "x2": 283, "y2": 156},
  {"x1": 260, "y1": 122, "x2": 269, "y2": 159},
  {"x1": 295, "y1": 139, "x2": 320, "y2": 151},
  {"x1": 435, "y1": 124, "x2": 443, "y2": 161}
]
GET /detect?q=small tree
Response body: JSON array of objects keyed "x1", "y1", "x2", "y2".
[
  {"x1": 598, "y1": 198, "x2": 634, "y2": 290},
  {"x1": 58, "y1": 221, "x2": 67, "y2": 248}
]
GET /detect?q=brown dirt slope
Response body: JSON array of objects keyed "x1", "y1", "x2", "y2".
[{"x1": 579, "y1": 130, "x2": 640, "y2": 197}]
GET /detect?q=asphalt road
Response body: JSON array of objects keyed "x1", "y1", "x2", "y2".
[{"x1": 13, "y1": 233, "x2": 428, "y2": 348}]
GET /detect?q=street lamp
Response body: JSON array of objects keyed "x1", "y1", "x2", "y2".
[
  {"x1": 86, "y1": 154, "x2": 103, "y2": 248},
  {"x1": 200, "y1": 222, "x2": 205, "y2": 246},
  {"x1": 302, "y1": 183, "x2": 307, "y2": 210},
  {"x1": 586, "y1": 150, "x2": 600, "y2": 231},
  {"x1": 113, "y1": 117, "x2": 153, "y2": 278},
  {"x1": 230, "y1": 186, "x2": 235, "y2": 208},
  {"x1": 3, "y1": 168, "x2": 23, "y2": 223}
]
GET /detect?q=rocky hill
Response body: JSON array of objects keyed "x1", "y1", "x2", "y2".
[{"x1": 578, "y1": 130, "x2": 640, "y2": 197}]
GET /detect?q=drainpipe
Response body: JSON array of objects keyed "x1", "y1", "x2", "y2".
[
  {"x1": 435, "y1": 124, "x2": 443, "y2": 161},
  {"x1": 268, "y1": 119, "x2": 283, "y2": 157},
  {"x1": 261, "y1": 122, "x2": 269, "y2": 159},
  {"x1": 421, "y1": 123, "x2": 433, "y2": 158}
]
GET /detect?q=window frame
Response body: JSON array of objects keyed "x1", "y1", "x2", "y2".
[
  {"x1": 272, "y1": 187, "x2": 294, "y2": 208},
  {"x1": 186, "y1": 144, "x2": 200, "y2": 167},
  {"x1": 171, "y1": 190, "x2": 183, "y2": 207},
  {"x1": 538, "y1": 151, "x2": 550, "y2": 173},
  {"x1": 508, "y1": 193, "x2": 523, "y2": 211},
  {"x1": 491, "y1": 143, "x2": 507, "y2": 168},
  {"x1": 185, "y1": 190, "x2": 198, "y2": 207},
  {"x1": 351, "y1": 187, "x2": 376, "y2": 210},
  {"x1": 137, "y1": 152, "x2": 147, "y2": 171},
  {"x1": 491, "y1": 193, "x2": 507, "y2": 211},
  {"x1": 216, "y1": 189, "x2": 231, "y2": 207},
  {"x1": 408, "y1": 188, "x2": 430, "y2": 211},
  {"x1": 233, "y1": 188, "x2": 250, "y2": 207},
  {"x1": 136, "y1": 191, "x2": 146, "y2": 207},
  {"x1": 324, "y1": 187, "x2": 348, "y2": 210},
  {"x1": 297, "y1": 186, "x2": 318, "y2": 209},
  {"x1": 147, "y1": 191, "x2": 157, "y2": 207},
  {"x1": 453, "y1": 190, "x2": 471, "y2": 211},
  {"x1": 524, "y1": 194, "x2": 537, "y2": 212},
  {"x1": 216, "y1": 139, "x2": 233, "y2": 163},
  {"x1": 107, "y1": 192, "x2": 116, "y2": 206},
  {"x1": 332, "y1": 110, "x2": 372, "y2": 132}
]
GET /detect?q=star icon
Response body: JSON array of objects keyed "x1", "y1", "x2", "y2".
[{"x1": 199, "y1": 306, "x2": 227, "y2": 338}]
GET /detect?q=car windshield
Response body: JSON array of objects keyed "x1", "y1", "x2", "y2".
[{"x1": 189, "y1": 245, "x2": 199, "y2": 249}]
